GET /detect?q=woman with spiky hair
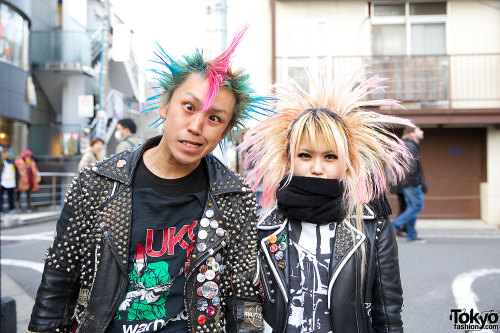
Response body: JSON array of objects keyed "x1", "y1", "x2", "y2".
[{"x1": 241, "y1": 71, "x2": 412, "y2": 333}]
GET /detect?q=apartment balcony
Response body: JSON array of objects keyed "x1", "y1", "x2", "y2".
[
  {"x1": 276, "y1": 53, "x2": 500, "y2": 124},
  {"x1": 31, "y1": 30, "x2": 92, "y2": 73}
]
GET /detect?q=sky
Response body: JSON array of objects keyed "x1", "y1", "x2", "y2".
[{"x1": 110, "y1": 0, "x2": 209, "y2": 72}]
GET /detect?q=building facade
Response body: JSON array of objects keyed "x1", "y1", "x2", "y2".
[{"x1": 271, "y1": 0, "x2": 500, "y2": 224}]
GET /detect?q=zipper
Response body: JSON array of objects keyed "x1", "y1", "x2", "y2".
[{"x1": 259, "y1": 258, "x2": 275, "y2": 303}]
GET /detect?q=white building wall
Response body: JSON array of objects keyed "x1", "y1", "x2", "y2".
[{"x1": 483, "y1": 127, "x2": 500, "y2": 225}]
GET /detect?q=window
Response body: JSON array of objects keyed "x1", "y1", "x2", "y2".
[
  {"x1": 0, "y1": 3, "x2": 30, "y2": 70},
  {"x1": 371, "y1": 1, "x2": 447, "y2": 55}
]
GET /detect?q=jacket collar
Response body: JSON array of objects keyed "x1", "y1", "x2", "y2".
[{"x1": 91, "y1": 135, "x2": 248, "y2": 195}]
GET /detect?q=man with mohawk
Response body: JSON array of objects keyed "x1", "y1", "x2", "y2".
[{"x1": 28, "y1": 27, "x2": 269, "y2": 333}]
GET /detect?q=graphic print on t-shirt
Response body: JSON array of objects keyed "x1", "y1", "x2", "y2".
[
  {"x1": 287, "y1": 221, "x2": 336, "y2": 333},
  {"x1": 116, "y1": 220, "x2": 197, "y2": 322}
]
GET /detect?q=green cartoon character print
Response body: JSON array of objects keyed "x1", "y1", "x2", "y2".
[{"x1": 116, "y1": 261, "x2": 171, "y2": 321}]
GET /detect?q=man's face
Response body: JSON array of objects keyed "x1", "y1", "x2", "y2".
[
  {"x1": 159, "y1": 73, "x2": 235, "y2": 168},
  {"x1": 414, "y1": 127, "x2": 424, "y2": 141}
]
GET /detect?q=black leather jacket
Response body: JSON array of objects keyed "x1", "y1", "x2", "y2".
[
  {"x1": 258, "y1": 207, "x2": 403, "y2": 333},
  {"x1": 28, "y1": 136, "x2": 263, "y2": 333}
]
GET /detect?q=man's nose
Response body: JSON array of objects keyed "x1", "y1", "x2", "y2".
[{"x1": 187, "y1": 113, "x2": 203, "y2": 135}]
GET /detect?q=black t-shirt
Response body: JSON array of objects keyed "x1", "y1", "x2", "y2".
[{"x1": 106, "y1": 157, "x2": 207, "y2": 333}]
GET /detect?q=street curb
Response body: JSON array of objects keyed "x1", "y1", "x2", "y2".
[{"x1": 0, "y1": 211, "x2": 60, "y2": 229}]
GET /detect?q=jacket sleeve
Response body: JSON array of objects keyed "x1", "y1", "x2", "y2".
[
  {"x1": 371, "y1": 217, "x2": 404, "y2": 333},
  {"x1": 28, "y1": 176, "x2": 83, "y2": 333},
  {"x1": 224, "y1": 190, "x2": 264, "y2": 333}
]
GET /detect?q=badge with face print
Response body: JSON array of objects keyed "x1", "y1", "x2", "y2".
[{"x1": 197, "y1": 298, "x2": 208, "y2": 311}]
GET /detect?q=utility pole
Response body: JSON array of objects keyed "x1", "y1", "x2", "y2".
[{"x1": 96, "y1": 0, "x2": 111, "y2": 139}]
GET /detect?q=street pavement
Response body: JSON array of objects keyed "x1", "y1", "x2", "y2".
[{"x1": 1, "y1": 217, "x2": 499, "y2": 333}]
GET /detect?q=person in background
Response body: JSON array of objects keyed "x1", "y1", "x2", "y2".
[
  {"x1": 15, "y1": 149, "x2": 41, "y2": 212},
  {"x1": 114, "y1": 118, "x2": 142, "y2": 154},
  {"x1": 78, "y1": 137, "x2": 105, "y2": 171},
  {"x1": 1, "y1": 151, "x2": 17, "y2": 214},
  {"x1": 392, "y1": 126, "x2": 427, "y2": 243},
  {"x1": 241, "y1": 71, "x2": 412, "y2": 332}
]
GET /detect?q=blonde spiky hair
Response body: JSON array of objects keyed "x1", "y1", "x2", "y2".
[{"x1": 240, "y1": 69, "x2": 414, "y2": 216}]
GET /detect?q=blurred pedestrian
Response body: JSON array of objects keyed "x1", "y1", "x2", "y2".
[
  {"x1": 241, "y1": 71, "x2": 412, "y2": 332},
  {"x1": 392, "y1": 126, "x2": 427, "y2": 242},
  {"x1": 78, "y1": 137, "x2": 105, "y2": 171},
  {"x1": 1, "y1": 151, "x2": 17, "y2": 214},
  {"x1": 114, "y1": 118, "x2": 142, "y2": 154},
  {"x1": 15, "y1": 149, "x2": 41, "y2": 212}
]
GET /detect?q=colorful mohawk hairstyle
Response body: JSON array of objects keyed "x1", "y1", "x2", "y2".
[
  {"x1": 240, "y1": 69, "x2": 415, "y2": 214},
  {"x1": 142, "y1": 25, "x2": 274, "y2": 133}
]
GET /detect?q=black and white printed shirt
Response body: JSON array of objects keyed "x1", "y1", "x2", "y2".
[{"x1": 287, "y1": 220, "x2": 336, "y2": 333}]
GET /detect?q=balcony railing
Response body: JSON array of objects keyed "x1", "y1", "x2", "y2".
[
  {"x1": 276, "y1": 53, "x2": 500, "y2": 106},
  {"x1": 31, "y1": 30, "x2": 91, "y2": 70}
]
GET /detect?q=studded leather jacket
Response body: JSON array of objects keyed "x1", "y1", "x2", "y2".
[
  {"x1": 28, "y1": 136, "x2": 263, "y2": 333},
  {"x1": 258, "y1": 207, "x2": 403, "y2": 333}
]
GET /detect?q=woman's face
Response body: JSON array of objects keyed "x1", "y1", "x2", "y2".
[{"x1": 292, "y1": 135, "x2": 346, "y2": 179}]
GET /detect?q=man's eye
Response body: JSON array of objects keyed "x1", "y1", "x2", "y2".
[
  {"x1": 209, "y1": 115, "x2": 221, "y2": 122},
  {"x1": 185, "y1": 103, "x2": 194, "y2": 111},
  {"x1": 325, "y1": 154, "x2": 338, "y2": 160},
  {"x1": 297, "y1": 153, "x2": 311, "y2": 158}
]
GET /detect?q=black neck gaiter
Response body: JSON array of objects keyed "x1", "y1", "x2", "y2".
[{"x1": 276, "y1": 176, "x2": 346, "y2": 224}]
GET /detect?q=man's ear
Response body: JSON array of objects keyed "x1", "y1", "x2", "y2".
[{"x1": 158, "y1": 91, "x2": 169, "y2": 119}]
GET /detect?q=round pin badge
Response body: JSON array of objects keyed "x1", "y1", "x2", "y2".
[
  {"x1": 198, "y1": 314, "x2": 206, "y2": 325},
  {"x1": 201, "y1": 281, "x2": 219, "y2": 299},
  {"x1": 198, "y1": 230, "x2": 208, "y2": 240},
  {"x1": 197, "y1": 298, "x2": 208, "y2": 311},
  {"x1": 278, "y1": 242, "x2": 287, "y2": 251},
  {"x1": 211, "y1": 262, "x2": 220, "y2": 272},
  {"x1": 270, "y1": 244, "x2": 278, "y2": 253},
  {"x1": 219, "y1": 265, "x2": 225, "y2": 274},
  {"x1": 197, "y1": 273, "x2": 206, "y2": 283},
  {"x1": 216, "y1": 228, "x2": 225, "y2": 237},
  {"x1": 206, "y1": 257, "x2": 216, "y2": 266},
  {"x1": 278, "y1": 233, "x2": 287, "y2": 242},
  {"x1": 205, "y1": 269, "x2": 216, "y2": 280},
  {"x1": 212, "y1": 296, "x2": 221, "y2": 306},
  {"x1": 205, "y1": 209, "x2": 214, "y2": 218},
  {"x1": 275, "y1": 251, "x2": 284, "y2": 260},
  {"x1": 207, "y1": 306, "x2": 216, "y2": 316},
  {"x1": 200, "y1": 218, "x2": 210, "y2": 228},
  {"x1": 197, "y1": 242, "x2": 207, "y2": 252},
  {"x1": 199, "y1": 265, "x2": 208, "y2": 274},
  {"x1": 215, "y1": 253, "x2": 222, "y2": 262},
  {"x1": 197, "y1": 286, "x2": 203, "y2": 296},
  {"x1": 210, "y1": 220, "x2": 219, "y2": 229},
  {"x1": 278, "y1": 261, "x2": 286, "y2": 269},
  {"x1": 269, "y1": 234, "x2": 277, "y2": 244}
]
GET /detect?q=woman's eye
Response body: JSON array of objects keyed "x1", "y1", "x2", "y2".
[
  {"x1": 185, "y1": 103, "x2": 194, "y2": 111},
  {"x1": 297, "y1": 152, "x2": 311, "y2": 158},
  {"x1": 209, "y1": 115, "x2": 221, "y2": 122},
  {"x1": 325, "y1": 154, "x2": 338, "y2": 160}
]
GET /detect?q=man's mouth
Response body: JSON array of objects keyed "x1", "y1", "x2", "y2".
[{"x1": 181, "y1": 141, "x2": 202, "y2": 148}]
